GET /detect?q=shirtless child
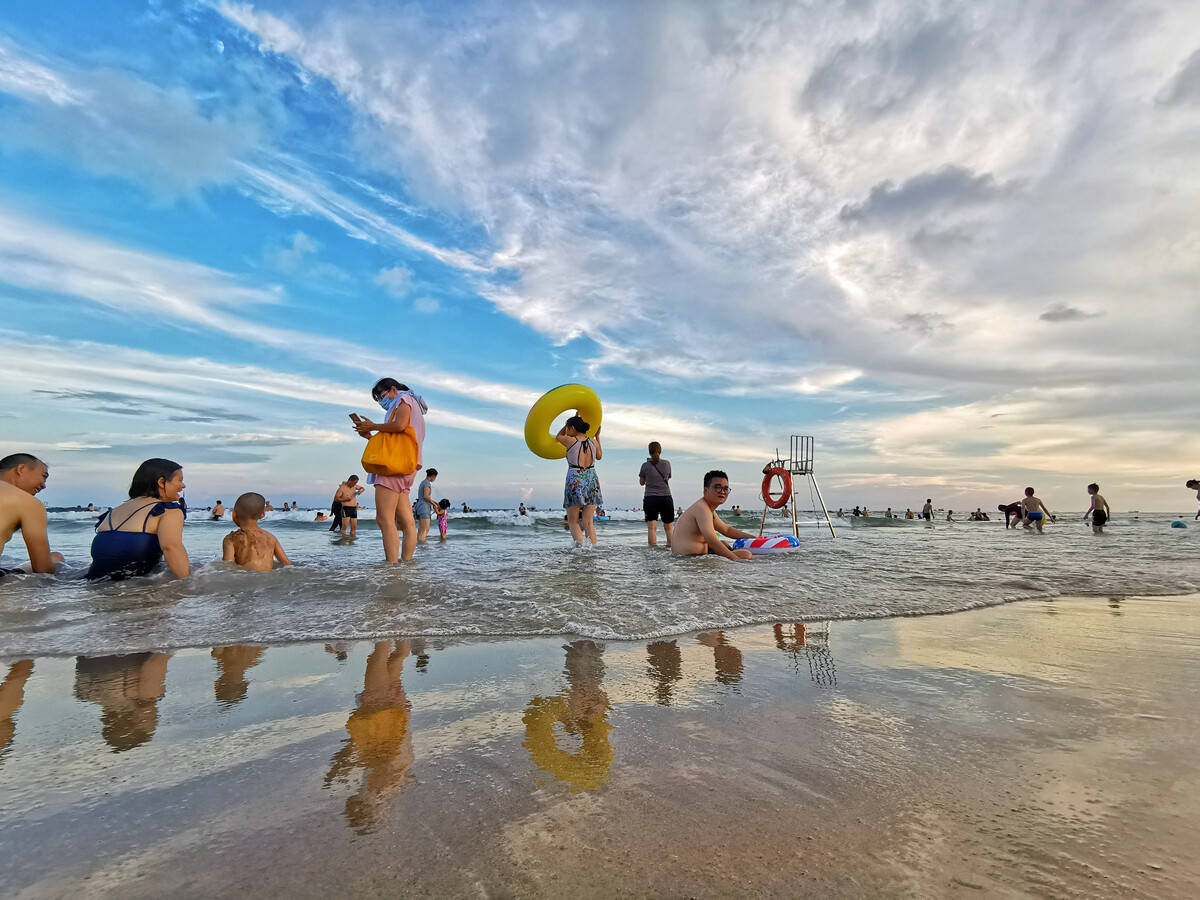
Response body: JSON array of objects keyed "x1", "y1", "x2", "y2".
[
  {"x1": 223, "y1": 492, "x2": 292, "y2": 572},
  {"x1": 1020, "y1": 486, "x2": 1053, "y2": 533},
  {"x1": 1084, "y1": 483, "x2": 1111, "y2": 534},
  {"x1": 670, "y1": 470, "x2": 754, "y2": 560}
]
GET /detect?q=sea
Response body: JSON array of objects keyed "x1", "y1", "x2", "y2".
[{"x1": 1, "y1": 507, "x2": 1197, "y2": 657}]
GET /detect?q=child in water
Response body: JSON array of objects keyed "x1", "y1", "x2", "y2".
[
  {"x1": 437, "y1": 499, "x2": 451, "y2": 543},
  {"x1": 223, "y1": 492, "x2": 292, "y2": 571},
  {"x1": 1084, "y1": 483, "x2": 1110, "y2": 534}
]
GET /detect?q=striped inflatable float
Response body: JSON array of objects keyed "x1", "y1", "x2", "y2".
[{"x1": 731, "y1": 534, "x2": 801, "y2": 554}]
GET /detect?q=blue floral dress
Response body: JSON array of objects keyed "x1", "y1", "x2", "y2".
[{"x1": 563, "y1": 438, "x2": 603, "y2": 508}]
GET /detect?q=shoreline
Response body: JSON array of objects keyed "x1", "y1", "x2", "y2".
[{"x1": 3, "y1": 594, "x2": 1199, "y2": 897}]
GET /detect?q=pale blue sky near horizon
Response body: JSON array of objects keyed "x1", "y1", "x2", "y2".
[{"x1": 1, "y1": 1, "x2": 1198, "y2": 511}]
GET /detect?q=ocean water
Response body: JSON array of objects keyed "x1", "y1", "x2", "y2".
[{"x1": 1, "y1": 507, "x2": 1197, "y2": 656}]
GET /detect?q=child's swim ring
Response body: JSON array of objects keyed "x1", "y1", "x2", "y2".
[
  {"x1": 732, "y1": 534, "x2": 801, "y2": 554},
  {"x1": 1171, "y1": 520, "x2": 1188, "y2": 528},
  {"x1": 524, "y1": 384, "x2": 603, "y2": 460}
]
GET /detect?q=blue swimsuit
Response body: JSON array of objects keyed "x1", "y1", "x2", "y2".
[{"x1": 87, "y1": 501, "x2": 185, "y2": 580}]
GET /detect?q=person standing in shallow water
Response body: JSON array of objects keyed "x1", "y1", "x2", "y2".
[
  {"x1": 556, "y1": 413, "x2": 602, "y2": 547},
  {"x1": 639, "y1": 441, "x2": 675, "y2": 548},
  {"x1": 353, "y1": 378, "x2": 428, "y2": 562},
  {"x1": 1084, "y1": 483, "x2": 1111, "y2": 534}
]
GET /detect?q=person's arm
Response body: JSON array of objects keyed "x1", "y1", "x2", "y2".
[
  {"x1": 555, "y1": 428, "x2": 574, "y2": 449},
  {"x1": 1103, "y1": 498, "x2": 1111, "y2": 516},
  {"x1": 701, "y1": 514, "x2": 749, "y2": 560},
  {"x1": 20, "y1": 503, "x2": 57, "y2": 574},
  {"x1": 592, "y1": 435, "x2": 602, "y2": 461},
  {"x1": 273, "y1": 536, "x2": 292, "y2": 566},
  {"x1": 639, "y1": 463, "x2": 647, "y2": 487},
  {"x1": 713, "y1": 514, "x2": 753, "y2": 541},
  {"x1": 355, "y1": 486, "x2": 365, "y2": 495},
  {"x1": 157, "y1": 509, "x2": 190, "y2": 577},
  {"x1": 1084, "y1": 497, "x2": 1095, "y2": 519},
  {"x1": 222, "y1": 534, "x2": 235, "y2": 562},
  {"x1": 355, "y1": 401, "x2": 411, "y2": 436}
]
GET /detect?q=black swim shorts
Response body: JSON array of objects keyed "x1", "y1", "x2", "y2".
[
  {"x1": 0, "y1": 567, "x2": 26, "y2": 577},
  {"x1": 644, "y1": 495, "x2": 675, "y2": 523},
  {"x1": 1093, "y1": 509, "x2": 1108, "y2": 527},
  {"x1": 342, "y1": 506, "x2": 358, "y2": 519}
]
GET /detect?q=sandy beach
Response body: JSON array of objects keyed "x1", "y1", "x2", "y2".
[{"x1": 3, "y1": 594, "x2": 1198, "y2": 898}]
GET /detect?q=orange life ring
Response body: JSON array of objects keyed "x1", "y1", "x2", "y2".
[{"x1": 762, "y1": 467, "x2": 792, "y2": 509}]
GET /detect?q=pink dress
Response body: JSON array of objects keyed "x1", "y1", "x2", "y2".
[{"x1": 368, "y1": 394, "x2": 426, "y2": 494}]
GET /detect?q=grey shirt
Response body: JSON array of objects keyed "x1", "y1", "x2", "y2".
[{"x1": 638, "y1": 458, "x2": 672, "y2": 498}]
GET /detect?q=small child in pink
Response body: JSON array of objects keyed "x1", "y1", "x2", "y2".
[{"x1": 436, "y1": 499, "x2": 450, "y2": 542}]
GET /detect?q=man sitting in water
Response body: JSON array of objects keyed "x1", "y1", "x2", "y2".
[
  {"x1": 1020, "y1": 487, "x2": 1053, "y2": 533},
  {"x1": 671, "y1": 471, "x2": 754, "y2": 560},
  {"x1": 222, "y1": 492, "x2": 292, "y2": 572},
  {"x1": 211, "y1": 500, "x2": 226, "y2": 520},
  {"x1": 0, "y1": 453, "x2": 62, "y2": 574}
]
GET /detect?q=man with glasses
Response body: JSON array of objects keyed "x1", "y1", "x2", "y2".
[
  {"x1": 0, "y1": 453, "x2": 63, "y2": 574},
  {"x1": 671, "y1": 470, "x2": 755, "y2": 560}
]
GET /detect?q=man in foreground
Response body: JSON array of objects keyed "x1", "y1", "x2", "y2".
[
  {"x1": 671, "y1": 470, "x2": 754, "y2": 560},
  {"x1": 0, "y1": 453, "x2": 62, "y2": 575}
]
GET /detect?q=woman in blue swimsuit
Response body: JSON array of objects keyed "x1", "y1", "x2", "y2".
[
  {"x1": 556, "y1": 414, "x2": 603, "y2": 547},
  {"x1": 88, "y1": 458, "x2": 190, "y2": 579}
]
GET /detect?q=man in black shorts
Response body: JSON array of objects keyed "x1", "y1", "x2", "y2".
[{"x1": 639, "y1": 441, "x2": 675, "y2": 547}]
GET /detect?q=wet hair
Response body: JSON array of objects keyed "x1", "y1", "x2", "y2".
[
  {"x1": 347, "y1": 475, "x2": 359, "y2": 483},
  {"x1": 0, "y1": 452, "x2": 43, "y2": 473},
  {"x1": 128, "y1": 458, "x2": 182, "y2": 499},
  {"x1": 648, "y1": 441, "x2": 661, "y2": 455},
  {"x1": 926, "y1": 498, "x2": 931, "y2": 503},
  {"x1": 438, "y1": 499, "x2": 450, "y2": 510},
  {"x1": 216, "y1": 500, "x2": 223, "y2": 505},
  {"x1": 234, "y1": 492, "x2": 266, "y2": 519},
  {"x1": 1187, "y1": 479, "x2": 1200, "y2": 489},
  {"x1": 426, "y1": 468, "x2": 438, "y2": 477},
  {"x1": 1024, "y1": 486, "x2": 1035, "y2": 496},
  {"x1": 704, "y1": 470, "x2": 729, "y2": 488},
  {"x1": 1087, "y1": 482, "x2": 1099, "y2": 493},
  {"x1": 565, "y1": 415, "x2": 590, "y2": 435},
  {"x1": 371, "y1": 378, "x2": 409, "y2": 401}
]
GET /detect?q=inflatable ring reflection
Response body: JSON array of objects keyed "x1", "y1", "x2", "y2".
[
  {"x1": 522, "y1": 692, "x2": 613, "y2": 791},
  {"x1": 524, "y1": 384, "x2": 603, "y2": 460}
]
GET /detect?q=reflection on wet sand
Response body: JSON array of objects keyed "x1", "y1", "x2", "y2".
[
  {"x1": 646, "y1": 640, "x2": 682, "y2": 706},
  {"x1": 74, "y1": 652, "x2": 170, "y2": 752},
  {"x1": 211, "y1": 645, "x2": 265, "y2": 706},
  {"x1": 696, "y1": 631, "x2": 743, "y2": 685},
  {"x1": 1, "y1": 659, "x2": 33, "y2": 756},
  {"x1": 773, "y1": 622, "x2": 837, "y2": 686},
  {"x1": 523, "y1": 640, "x2": 613, "y2": 792},
  {"x1": 325, "y1": 640, "x2": 415, "y2": 833}
]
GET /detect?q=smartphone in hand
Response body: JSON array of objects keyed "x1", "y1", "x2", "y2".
[{"x1": 349, "y1": 412, "x2": 363, "y2": 423}]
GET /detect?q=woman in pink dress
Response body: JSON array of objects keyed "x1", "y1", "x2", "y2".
[{"x1": 354, "y1": 378, "x2": 428, "y2": 562}]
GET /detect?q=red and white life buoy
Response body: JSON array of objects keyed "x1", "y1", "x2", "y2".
[
  {"x1": 762, "y1": 467, "x2": 792, "y2": 509},
  {"x1": 732, "y1": 534, "x2": 801, "y2": 554}
]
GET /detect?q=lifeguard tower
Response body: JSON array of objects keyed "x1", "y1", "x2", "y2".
[{"x1": 759, "y1": 435, "x2": 836, "y2": 539}]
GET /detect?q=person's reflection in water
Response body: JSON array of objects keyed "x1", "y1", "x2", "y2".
[
  {"x1": 696, "y1": 631, "x2": 743, "y2": 685},
  {"x1": 211, "y1": 645, "x2": 265, "y2": 706},
  {"x1": 773, "y1": 622, "x2": 837, "y2": 687},
  {"x1": 1, "y1": 659, "x2": 33, "y2": 757},
  {"x1": 73, "y1": 653, "x2": 170, "y2": 752},
  {"x1": 1108, "y1": 598, "x2": 1123, "y2": 617},
  {"x1": 325, "y1": 641, "x2": 414, "y2": 833},
  {"x1": 523, "y1": 640, "x2": 613, "y2": 792},
  {"x1": 411, "y1": 638, "x2": 430, "y2": 672},
  {"x1": 646, "y1": 640, "x2": 683, "y2": 706},
  {"x1": 324, "y1": 642, "x2": 350, "y2": 662}
]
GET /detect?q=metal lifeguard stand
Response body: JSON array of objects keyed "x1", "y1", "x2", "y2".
[{"x1": 759, "y1": 435, "x2": 836, "y2": 539}]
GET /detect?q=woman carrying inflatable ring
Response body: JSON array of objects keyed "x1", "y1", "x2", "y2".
[{"x1": 557, "y1": 414, "x2": 603, "y2": 547}]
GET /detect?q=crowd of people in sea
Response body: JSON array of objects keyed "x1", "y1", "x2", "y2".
[{"x1": 3, "y1": 376, "x2": 1199, "y2": 579}]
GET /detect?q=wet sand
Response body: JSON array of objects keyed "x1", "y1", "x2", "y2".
[{"x1": 2, "y1": 595, "x2": 1199, "y2": 898}]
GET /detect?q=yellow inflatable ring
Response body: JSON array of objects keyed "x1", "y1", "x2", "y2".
[{"x1": 524, "y1": 384, "x2": 603, "y2": 460}]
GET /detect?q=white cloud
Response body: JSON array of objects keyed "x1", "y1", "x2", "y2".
[
  {"x1": 412, "y1": 297, "x2": 439, "y2": 314},
  {"x1": 375, "y1": 265, "x2": 412, "y2": 298}
]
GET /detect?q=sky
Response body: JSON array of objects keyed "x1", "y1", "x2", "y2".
[{"x1": 1, "y1": 0, "x2": 1198, "y2": 511}]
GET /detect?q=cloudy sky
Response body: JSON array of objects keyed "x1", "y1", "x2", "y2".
[{"x1": 1, "y1": 0, "x2": 1198, "y2": 510}]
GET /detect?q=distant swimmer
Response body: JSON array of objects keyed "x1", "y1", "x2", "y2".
[
  {"x1": 836, "y1": 508, "x2": 844, "y2": 517},
  {"x1": 518, "y1": 502, "x2": 527, "y2": 516},
  {"x1": 0, "y1": 453, "x2": 62, "y2": 575},
  {"x1": 852, "y1": 506, "x2": 861, "y2": 517},
  {"x1": 1084, "y1": 483, "x2": 1111, "y2": 534},
  {"x1": 945, "y1": 510, "x2": 955, "y2": 522},
  {"x1": 885, "y1": 507, "x2": 893, "y2": 518},
  {"x1": 921, "y1": 499, "x2": 933, "y2": 522},
  {"x1": 1188, "y1": 479, "x2": 1200, "y2": 520},
  {"x1": 222, "y1": 493, "x2": 292, "y2": 572},
  {"x1": 905, "y1": 508, "x2": 914, "y2": 519},
  {"x1": 671, "y1": 470, "x2": 755, "y2": 560},
  {"x1": 998, "y1": 502, "x2": 1021, "y2": 528},
  {"x1": 314, "y1": 512, "x2": 329, "y2": 522},
  {"x1": 414, "y1": 469, "x2": 440, "y2": 544},
  {"x1": 211, "y1": 500, "x2": 226, "y2": 520},
  {"x1": 1020, "y1": 487, "x2": 1053, "y2": 533}
]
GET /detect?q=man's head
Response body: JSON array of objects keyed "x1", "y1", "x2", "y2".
[
  {"x1": 926, "y1": 498, "x2": 931, "y2": 504},
  {"x1": 1024, "y1": 486, "x2": 1035, "y2": 497},
  {"x1": 426, "y1": 468, "x2": 438, "y2": 479},
  {"x1": 0, "y1": 453, "x2": 48, "y2": 495},
  {"x1": 648, "y1": 441, "x2": 661, "y2": 458},
  {"x1": 233, "y1": 492, "x2": 267, "y2": 524},
  {"x1": 703, "y1": 470, "x2": 731, "y2": 506}
]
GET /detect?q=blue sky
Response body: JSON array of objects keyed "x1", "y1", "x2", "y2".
[{"x1": 1, "y1": 1, "x2": 1199, "y2": 511}]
